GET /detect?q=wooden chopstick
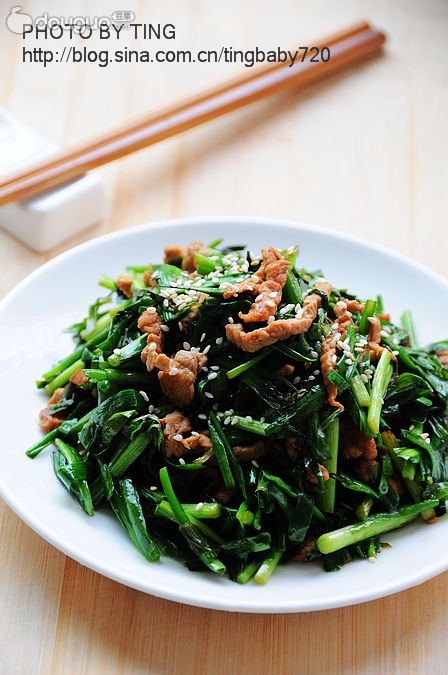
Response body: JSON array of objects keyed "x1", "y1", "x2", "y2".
[{"x1": 0, "y1": 22, "x2": 385, "y2": 206}]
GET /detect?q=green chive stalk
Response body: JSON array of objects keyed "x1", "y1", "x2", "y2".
[
  {"x1": 367, "y1": 349, "x2": 393, "y2": 435},
  {"x1": 54, "y1": 438, "x2": 94, "y2": 516},
  {"x1": 319, "y1": 418, "x2": 339, "y2": 513},
  {"x1": 284, "y1": 269, "x2": 303, "y2": 305},
  {"x1": 316, "y1": 500, "x2": 438, "y2": 554},
  {"x1": 254, "y1": 549, "x2": 283, "y2": 585},
  {"x1": 350, "y1": 374, "x2": 371, "y2": 408},
  {"x1": 358, "y1": 299, "x2": 377, "y2": 335},
  {"x1": 45, "y1": 358, "x2": 85, "y2": 396},
  {"x1": 159, "y1": 467, "x2": 226, "y2": 574},
  {"x1": 226, "y1": 351, "x2": 270, "y2": 380},
  {"x1": 401, "y1": 310, "x2": 419, "y2": 348},
  {"x1": 26, "y1": 409, "x2": 94, "y2": 458},
  {"x1": 382, "y1": 431, "x2": 436, "y2": 522}
]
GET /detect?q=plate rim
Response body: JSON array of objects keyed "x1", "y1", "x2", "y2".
[{"x1": 1, "y1": 215, "x2": 447, "y2": 613}]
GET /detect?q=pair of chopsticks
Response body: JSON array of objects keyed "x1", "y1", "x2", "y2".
[{"x1": 0, "y1": 21, "x2": 385, "y2": 206}]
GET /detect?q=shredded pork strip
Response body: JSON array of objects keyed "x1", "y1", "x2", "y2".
[
  {"x1": 238, "y1": 248, "x2": 289, "y2": 322},
  {"x1": 161, "y1": 410, "x2": 212, "y2": 457},
  {"x1": 181, "y1": 240, "x2": 208, "y2": 273},
  {"x1": 138, "y1": 307, "x2": 165, "y2": 372},
  {"x1": 116, "y1": 276, "x2": 134, "y2": 298},
  {"x1": 321, "y1": 299, "x2": 360, "y2": 410},
  {"x1": 38, "y1": 387, "x2": 65, "y2": 432},
  {"x1": 367, "y1": 316, "x2": 385, "y2": 360},
  {"x1": 341, "y1": 424, "x2": 378, "y2": 482},
  {"x1": 435, "y1": 348, "x2": 448, "y2": 367},
  {"x1": 154, "y1": 349, "x2": 207, "y2": 407},
  {"x1": 226, "y1": 281, "x2": 331, "y2": 353}
]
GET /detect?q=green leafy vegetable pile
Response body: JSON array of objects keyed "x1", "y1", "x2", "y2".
[{"x1": 28, "y1": 240, "x2": 448, "y2": 583}]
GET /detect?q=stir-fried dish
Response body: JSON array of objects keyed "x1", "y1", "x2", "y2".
[{"x1": 28, "y1": 241, "x2": 448, "y2": 583}]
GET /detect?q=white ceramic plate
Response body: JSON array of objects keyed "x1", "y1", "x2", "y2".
[{"x1": 0, "y1": 217, "x2": 447, "y2": 613}]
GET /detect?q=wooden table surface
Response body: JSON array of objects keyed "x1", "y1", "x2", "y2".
[{"x1": 1, "y1": 1, "x2": 447, "y2": 673}]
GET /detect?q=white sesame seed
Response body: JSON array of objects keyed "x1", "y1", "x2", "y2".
[
  {"x1": 163, "y1": 299, "x2": 169, "y2": 307},
  {"x1": 208, "y1": 372, "x2": 218, "y2": 380},
  {"x1": 200, "y1": 332, "x2": 206, "y2": 342},
  {"x1": 147, "y1": 306, "x2": 157, "y2": 313},
  {"x1": 354, "y1": 347, "x2": 364, "y2": 353},
  {"x1": 113, "y1": 348, "x2": 121, "y2": 355},
  {"x1": 251, "y1": 460, "x2": 260, "y2": 468},
  {"x1": 360, "y1": 374, "x2": 368, "y2": 383},
  {"x1": 255, "y1": 294, "x2": 263, "y2": 302},
  {"x1": 367, "y1": 317, "x2": 376, "y2": 324},
  {"x1": 308, "y1": 375, "x2": 315, "y2": 381},
  {"x1": 392, "y1": 350, "x2": 399, "y2": 356},
  {"x1": 191, "y1": 431, "x2": 199, "y2": 437},
  {"x1": 313, "y1": 369, "x2": 320, "y2": 376},
  {"x1": 148, "y1": 342, "x2": 157, "y2": 351},
  {"x1": 346, "y1": 359, "x2": 353, "y2": 366},
  {"x1": 231, "y1": 416, "x2": 239, "y2": 425},
  {"x1": 161, "y1": 324, "x2": 170, "y2": 332},
  {"x1": 293, "y1": 376, "x2": 301, "y2": 385},
  {"x1": 150, "y1": 485, "x2": 158, "y2": 491},
  {"x1": 267, "y1": 315, "x2": 275, "y2": 324},
  {"x1": 178, "y1": 302, "x2": 187, "y2": 311},
  {"x1": 198, "y1": 413, "x2": 207, "y2": 420},
  {"x1": 420, "y1": 432, "x2": 429, "y2": 439},
  {"x1": 224, "y1": 416, "x2": 231, "y2": 425},
  {"x1": 183, "y1": 341, "x2": 191, "y2": 350},
  {"x1": 409, "y1": 424, "x2": 414, "y2": 430},
  {"x1": 148, "y1": 405, "x2": 155, "y2": 414},
  {"x1": 203, "y1": 345, "x2": 211, "y2": 354},
  {"x1": 295, "y1": 303, "x2": 302, "y2": 312},
  {"x1": 380, "y1": 330, "x2": 389, "y2": 338},
  {"x1": 204, "y1": 391, "x2": 214, "y2": 399},
  {"x1": 201, "y1": 366, "x2": 209, "y2": 372},
  {"x1": 173, "y1": 434, "x2": 183, "y2": 442},
  {"x1": 212, "y1": 402, "x2": 219, "y2": 410},
  {"x1": 260, "y1": 417, "x2": 265, "y2": 423},
  {"x1": 425, "y1": 438, "x2": 431, "y2": 445},
  {"x1": 179, "y1": 458, "x2": 186, "y2": 465},
  {"x1": 245, "y1": 415, "x2": 253, "y2": 422},
  {"x1": 216, "y1": 337, "x2": 224, "y2": 345},
  {"x1": 210, "y1": 365, "x2": 219, "y2": 371},
  {"x1": 169, "y1": 367, "x2": 179, "y2": 375},
  {"x1": 331, "y1": 354, "x2": 337, "y2": 363},
  {"x1": 139, "y1": 390, "x2": 149, "y2": 402},
  {"x1": 310, "y1": 350, "x2": 318, "y2": 359},
  {"x1": 268, "y1": 291, "x2": 278, "y2": 299},
  {"x1": 195, "y1": 502, "x2": 204, "y2": 511},
  {"x1": 178, "y1": 321, "x2": 183, "y2": 331},
  {"x1": 227, "y1": 316, "x2": 234, "y2": 324}
]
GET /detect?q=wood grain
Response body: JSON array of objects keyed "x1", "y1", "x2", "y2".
[{"x1": 0, "y1": 1, "x2": 447, "y2": 674}]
